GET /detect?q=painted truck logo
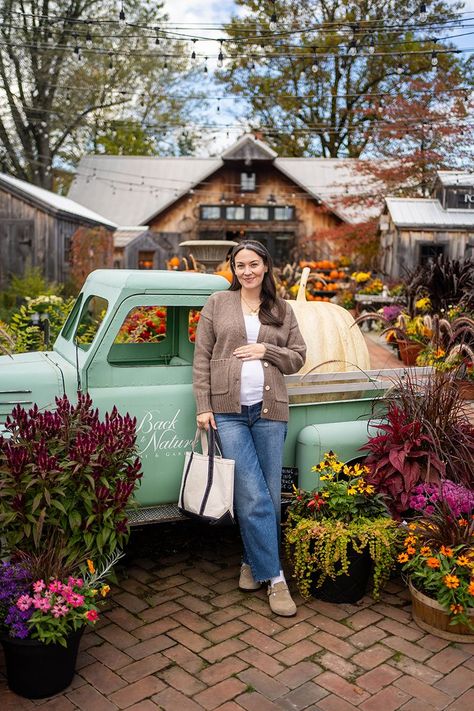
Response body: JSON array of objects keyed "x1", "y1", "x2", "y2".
[{"x1": 137, "y1": 409, "x2": 194, "y2": 457}]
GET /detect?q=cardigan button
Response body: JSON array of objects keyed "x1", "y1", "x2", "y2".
[
  {"x1": 263, "y1": 362, "x2": 269, "y2": 367},
  {"x1": 264, "y1": 385, "x2": 270, "y2": 391},
  {"x1": 263, "y1": 408, "x2": 268, "y2": 414}
]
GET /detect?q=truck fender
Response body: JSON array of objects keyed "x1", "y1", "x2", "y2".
[{"x1": 295, "y1": 419, "x2": 384, "y2": 491}]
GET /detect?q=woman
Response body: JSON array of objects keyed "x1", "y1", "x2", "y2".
[{"x1": 192, "y1": 241, "x2": 306, "y2": 616}]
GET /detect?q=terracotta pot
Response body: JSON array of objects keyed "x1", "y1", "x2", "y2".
[
  {"x1": 456, "y1": 379, "x2": 474, "y2": 400},
  {"x1": 397, "y1": 340, "x2": 423, "y2": 366},
  {"x1": 409, "y1": 580, "x2": 474, "y2": 642}
]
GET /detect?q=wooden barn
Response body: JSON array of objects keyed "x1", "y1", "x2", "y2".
[
  {"x1": 0, "y1": 172, "x2": 116, "y2": 289},
  {"x1": 69, "y1": 135, "x2": 379, "y2": 265},
  {"x1": 379, "y1": 171, "x2": 474, "y2": 279},
  {"x1": 113, "y1": 227, "x2": 181, "y2": 269}
]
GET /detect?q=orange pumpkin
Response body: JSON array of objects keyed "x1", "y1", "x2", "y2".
[
  {"x1": 215, "y1": 269, "x2": 233, "y2": 283},
  {"x1": 168, "y1": 256, "x2": 180, "y2": 269}
]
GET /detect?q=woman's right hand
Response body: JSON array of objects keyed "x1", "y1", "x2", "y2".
[{"x1": 196, "y1": 411, "x2": 217, "y2": 431}]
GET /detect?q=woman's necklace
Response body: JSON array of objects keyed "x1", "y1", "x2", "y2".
[{"x1": 240, "y1": 293, "x2": 261, "y2": 316}]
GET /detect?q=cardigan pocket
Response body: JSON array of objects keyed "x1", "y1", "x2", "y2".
[
  {"x1": 270, "y1": 365, "x2": 288, "y2": 403},
  {"x1": 209, "y1": 358, "x2": 231, "y2": 395}
]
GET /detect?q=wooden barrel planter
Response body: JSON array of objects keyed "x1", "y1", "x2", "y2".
[{"x1": 409, "y1": 580, "x2": 474, "y2": 642}]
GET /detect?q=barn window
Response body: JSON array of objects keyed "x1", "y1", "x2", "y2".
[
  {"x1": 201, "y1": 205, "x2": 221, "y2": 220},
  {"x1": 138, "y1": 251, "x2": 155, "y2": 269},
  {"x1": 249, "y1": 206, "x2": 269, "y2": 220},
  {"x1": 240, "y1": 172, "x2": 256, "y2": 192}
]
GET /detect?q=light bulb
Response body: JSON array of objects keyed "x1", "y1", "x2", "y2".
[
  {"x1": 397, "y1": 63, "x2": 403, "y2": 74},
  {"x1": 368, "y1": 36, "x2": 375, "y2": 55},
  {"x1": 269, "y1": 13, "x2": 278, "y2": 31},
  {"x1": 191, "y1": 50, "x2": 196, "y2": 60},
  {"x1": 86, "y1": 31, "x2": 92, "y2": 46},
  {"x1": 217, "y1": 50, "x2": 224, "y2": 68},
  {"x1": 119, "y1": 7, "x2": 126, "y2": 26},
  {"x1": 419, "y1": 3, "x2": 428, "y2": 23},
  {"x1": 348, "y1": 41, "x2": 357, "y2": 57},
  {"x1": 431, "y1": 51, "x2": 438, "y2": 67},
  {"x1": 311, "y1": 62, "x2": 318, "y2": 73},
  {"x1": 47, "y1": 31, "x2": 53, "y2": 44}
]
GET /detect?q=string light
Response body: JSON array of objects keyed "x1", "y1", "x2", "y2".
[
  {"x1": 348, "y1": 40, "x2": 357, "y2": 57},
  {"x1": 86, "y1": 27, "x2": 93, "y2": 46},
  {"x1": 191, "y1": 39, "x2": 196, "y2": 61},
  {"x1": 217, "y1": 40, "x2": 224, "y2": 68},
  {"x1": 204, "y1": 57, "x2": 208, "y2": 74},
  {"x1": 431, "y1": 50, "x2": 438, "y2": 66},
  {"x1": 119, "y1": 2, "x2": 126, "y2": 27},
  {"x1": 419, "y1": 3, "x2": 428, "y2": 23},
  {"x1": 46, "y1": 30, "x2": 53, "y2": 45},
  {"x1": 269, "y1": 13, "x2": 278, "y2": 32},
  {"x1": 368, "y1": 35, "x2": 375, "y2": 55},
  {"x1": 397, "y1": 62, "x2": 404, "y2": 74}
]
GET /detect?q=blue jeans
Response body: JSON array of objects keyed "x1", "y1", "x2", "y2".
[{"x1": 215, "y1": 403, "x2": 287, "y2": 582}]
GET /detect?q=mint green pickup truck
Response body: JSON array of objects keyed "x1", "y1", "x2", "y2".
[{"x1": 0, "y1": 270, "x2": 412, "y2": 524}]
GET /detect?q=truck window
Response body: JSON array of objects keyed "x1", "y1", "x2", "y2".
[
  {"x1": 108, "y1": 306, "x2": 200, "y2": 366},
  {"x1": 74, "y1": 296, "x2": 109, "y2": 350}
]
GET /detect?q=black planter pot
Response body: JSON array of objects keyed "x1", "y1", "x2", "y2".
[
  {"x1": 1, "y1": 627, "x2": 83, "y2": 699},
  {"x1": 309, "y1": 544, "x2": 372, "y2": 603}
]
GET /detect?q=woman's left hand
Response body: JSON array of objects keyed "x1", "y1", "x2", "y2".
[{"x1": 233, "y1": 344, "x2": 266, "y2": 361}]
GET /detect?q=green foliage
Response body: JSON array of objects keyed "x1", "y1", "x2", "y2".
[
  {"x1": 8, "y1": 295, "x2": 75, "y2": 352},
  {"x1": 95, "y1": 120, "x2": 159, "y2": 156},
  {"x1": 0, "y1": 393, "x2": 142, "y2": 571}
]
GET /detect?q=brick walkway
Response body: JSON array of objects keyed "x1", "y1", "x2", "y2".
[
  {"x1": 1, "y1": 335, "x2": 473, "y2": 710},
  {"x1": 1, "y1": 524, "x2": 473, "y2": 711}
]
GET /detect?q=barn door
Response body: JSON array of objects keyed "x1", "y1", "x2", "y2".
[{"x1": 0, "y1": 220, "x2": 34, "y2": 288}]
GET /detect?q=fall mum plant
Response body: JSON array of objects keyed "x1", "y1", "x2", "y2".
[
  {"x1": 0, "y1": 392, "x2": 142, "y2": 575},
  {"x1": 399, "y1": 503, "x2": 474, "y2": 630},
  {"x1": 285, "y1": 452, "x2": 401, "y2": 600},
  {"x1": 0, "y1": 553, "x2": 122, "y2": 646}
]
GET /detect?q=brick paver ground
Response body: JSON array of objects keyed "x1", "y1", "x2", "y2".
[{"x1": 1, "y1": 335, "x2": 473, "y2": 710}]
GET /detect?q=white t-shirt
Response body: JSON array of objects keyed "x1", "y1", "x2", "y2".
[{"x1": 240, "y1": 314, "x2": 265, "y2": 405}]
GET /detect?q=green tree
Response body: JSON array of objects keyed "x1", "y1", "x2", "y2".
[
  {"x1": 0, "y1": 1, "x2": 203, "y2": 189},
  {"x1": 219, "y1": 0, "x2": 469, "y2": 158}
]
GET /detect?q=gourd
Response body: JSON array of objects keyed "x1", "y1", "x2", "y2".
[{"x1": 288, "y1": 268, "x2": 370, "y2": 375}]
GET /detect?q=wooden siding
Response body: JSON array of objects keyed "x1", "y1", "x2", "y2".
[{"x1": 147, "y1": 163, "x2": 341, "y2": 253}]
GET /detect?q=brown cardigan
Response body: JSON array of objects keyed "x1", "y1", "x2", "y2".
[{"x1": 192, "y1": 290, "x2": 307, "y2": 422}]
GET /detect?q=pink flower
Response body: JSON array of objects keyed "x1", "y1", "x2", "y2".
[
  {"x1": 33, "y1": 580, "x2": 46, "y2": 593},
  {"x1": 51, "y1": 603, "x2": 69, "y2": 618},
  {"x1": 48, "y1": 580, "x2": 63, "y2": 593},
  {"x1": 33, "y1": 596, "x2": 52, "y2": 612},
  {"x1": 67, "y1": 576, "x2": 84, "y2": 588},
  {"x1": 85, "y1": 609, "x2": 99, "y2": 622},
  {"x1": 16, "y1": 594, "x2": 33, "y2": 611},
  {"x1": 68, "y1": 593, "x2": 85, "y2": 608}
]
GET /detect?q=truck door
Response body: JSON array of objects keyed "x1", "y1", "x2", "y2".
[{"x1": 85, "y1": 294, "x2": 205, "y2": 506}]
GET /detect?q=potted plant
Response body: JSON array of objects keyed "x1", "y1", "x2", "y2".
[
  {"x1": 0, "y1": 551, "x2": 121, "y2": 698},
  {"x1": 398, "y1": 501, "x2": 474, "y2": 642},
  {"x1": 285, "y1": 452, "x2": 401, "y2": 603},
  {"x1": 363, "y1": 369, "x2": 474, "y2": 518},
  {"x1": 0, "y1": 392, "x2": 142, "y2": 698}
]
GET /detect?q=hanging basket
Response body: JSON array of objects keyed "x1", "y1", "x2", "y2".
[
  {"x1": 409, "y1": 580, "x2": 474, "y2": 643},
  {"x1": 0, "y1": 627, "x2": 84, "y2": 699}
]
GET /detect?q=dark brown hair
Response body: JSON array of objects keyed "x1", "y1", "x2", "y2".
[{"x1": 229, "y1": 240, "x2": 286, "y2": 327}]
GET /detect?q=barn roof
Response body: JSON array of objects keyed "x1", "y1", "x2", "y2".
[
  {"x1": 0, "y1": 172, "x2": 116, "y2": 228},
  {"x1": 385, "y1": 197, "x2": 474, "y2": 229}
]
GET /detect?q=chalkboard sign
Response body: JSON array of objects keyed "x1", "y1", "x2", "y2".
[{"x1": 281, "y1": 466, "x2": 298, "y2": 495}]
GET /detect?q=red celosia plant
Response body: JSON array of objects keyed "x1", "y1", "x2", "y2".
[{"x1": 0, "y1": 393, "x2": 142, "y2": 573}]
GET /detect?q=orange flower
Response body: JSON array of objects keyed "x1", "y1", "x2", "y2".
[
  {"x1": 440, "y1": 546, "x2": 454, "y2": 557},
  {"x1": 443, "y1": 574, "x2": 460, "y2": 589},
  {"x1": 404, "y1": 536, "x2": 416, "y2": 546},
  {"x1": 398, "y1": 553, "x2": 409, "y2": 563},
  {"x1": 450, "y1": 604, "x2": 464, "y2": 615},
  {"x1": 468, "y1": 581, "x2": 474, "y2": 596},
  {"x1": 406, "y1": 546, "x2": 416, "y2": 555},
  {"x1": 426, "y1": 557, "x2": 441, "y2": 569},
  {"x1": 420, "y1": 546, "x2": 431, "y2": 556},
  {"x1": 458, "y1": 518, "x2": 468, "y2": 527},
  {"x1": 456, "y1": 556, "x2": 470, "y2": 567}
]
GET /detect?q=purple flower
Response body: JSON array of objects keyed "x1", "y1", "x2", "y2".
[
  {"x1": 382, "y1": 305, "x2": 402, "y2": 323},
  {"x1": 409, "y1": 481, "x2": 474, "y2": 518}
]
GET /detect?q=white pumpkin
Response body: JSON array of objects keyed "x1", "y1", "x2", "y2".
[{"x1": 288, "y1": 268, "x2": 370, "y2": 375}]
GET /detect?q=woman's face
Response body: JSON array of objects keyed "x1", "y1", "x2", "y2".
[{"x1": 233, "y1": 248, "x2": 268, "y2": 290}]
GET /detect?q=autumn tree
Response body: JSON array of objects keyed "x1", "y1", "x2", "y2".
[
  {"x1": 218, "y1": 0, "x2": 469, "y2": 158},
  {"x1": 0, "y1": 1, "x2": 203, "y2": 189}
]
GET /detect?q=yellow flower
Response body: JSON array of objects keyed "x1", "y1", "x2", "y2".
[
  {"x1": 404, "y1": 536, "x2": 416, "y2": 546},
  {"x1": 456, "y1": 556, "x2": 470, "y2": 566},
  {"x1": 87, "y1": 560, "x2": 95, "y2": 574},
  {"x1": 415, "y1": 297, "x2": 431, "y2": 312},
  {"x1": 90, "y1": 589, "x2": 98, "y2": 596},
  {"x1": 443, "y1": 574, "x2": 460, "y2": 589},
  {"x1": 420, "y1": 546, "x2": 431, "y2": 556},
  {"x1": 364, "y1": 484, "x2": 375, "y2": 494},
  {"x1": 408, "y1": 523, "x2": 417, "y2": 531},
  {"x1": 398, "y1": 553, "x2": 409, "y2": 563},
  {"x1": 450, "y1": 603, "x2": 464, "y2": 615},
  {"x1": 347, "y1": 487, "x2": 358, "y2": 495},
  {"x1": 101, "y1": 585, "x2": 110, "y2": 597},
  {"x1": 320, "y1": 474, "x2": 333, "y2": 480},
  {"x1": 321, "y1": 491, "x2": 330, "y2": 498}
]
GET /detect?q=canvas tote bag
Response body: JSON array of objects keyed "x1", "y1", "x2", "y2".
[{"x1": 178, "y1": 428, "x2": 235, "y2": 525}]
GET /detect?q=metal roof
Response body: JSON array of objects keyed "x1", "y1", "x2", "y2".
[
  {"x1": 436, "y1": 171, "x2": 474, "y2": 187},
  {"x1": 68, "y1": 155, "x2": 221, "y2": 226},
  {"x1": 68, "y1": 141, "x2": 380, "y2": 226},
  {"x1": 0, "y1": 172, "x2": 116, "y2": 227},
  {"x1": 385, "y1": 197, "x2": 474, "y2": 228},
  {"x1": 114, "y1": 226, "x2": 150, "y2": 248}
]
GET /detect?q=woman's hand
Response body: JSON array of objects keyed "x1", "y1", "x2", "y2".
[
  {"x1": 197, "y1": 411, "x2": 217, "y2": 430},
  {"x1": 233, "y1": 344, "x2": 266, "y2": 361}
]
